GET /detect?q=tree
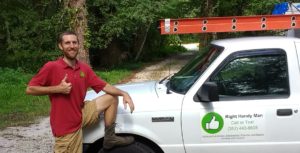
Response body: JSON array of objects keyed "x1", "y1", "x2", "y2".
[
  {"x1": 87, "y1": 0, "x2": 170, "y2": 66},
  {"x1": 0, "y1": 0, "x2": 62, "y2": 71},
  {"x1": 63, "y1": 0, "x2": 90, "y2": 65},
  {"x1": 200, "y1": 0, "x2": 216, "y2": 46},
  {"x1": 183, "y1": 0, "x2": 280, "y2": 43},
  {"x1": 0, "y1": 0, "x2": 282, "y2": 71}
]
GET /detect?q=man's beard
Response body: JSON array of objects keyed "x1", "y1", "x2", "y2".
[{"x1": 64, "y1": 50, "x2": 78, "y2": 60}]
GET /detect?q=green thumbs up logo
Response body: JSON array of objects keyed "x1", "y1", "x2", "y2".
[{"x1": 202, "y1": 112, "x2": 224, "y2": 134}]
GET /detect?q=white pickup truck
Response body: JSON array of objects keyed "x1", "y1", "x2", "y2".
[{"x1": 83, "y1": 36, "x2": 300, "y2": 153}]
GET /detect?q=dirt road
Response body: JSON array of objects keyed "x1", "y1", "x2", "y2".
[{"x1": 0, "y1": 51, "x2": 195, "y2": 153}]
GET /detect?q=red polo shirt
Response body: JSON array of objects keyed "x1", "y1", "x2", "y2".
[{"x1": 28, "y1": 58, "x2": 107, "y2": 136}]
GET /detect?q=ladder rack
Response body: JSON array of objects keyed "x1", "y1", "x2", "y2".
[{"x1": 160, "y1": 14, "x2": 300, "y2": 35}]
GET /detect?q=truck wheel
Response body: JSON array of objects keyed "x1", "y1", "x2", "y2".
[{"x1": 98, "y1": 141, "x2": 156, "y2": 153}]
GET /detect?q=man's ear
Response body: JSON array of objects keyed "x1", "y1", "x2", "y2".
[{"x1": 58, "y1": 43, "x2": 63, "y2": 50}]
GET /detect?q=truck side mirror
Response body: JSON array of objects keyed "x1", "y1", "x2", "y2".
[{"x1": 193, "y1": 82, "x2": 219, "y2": 102}]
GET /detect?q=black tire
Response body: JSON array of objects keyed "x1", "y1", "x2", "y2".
[{"x1": 98, "y1": 141, "x2": 156, "y2": 153}]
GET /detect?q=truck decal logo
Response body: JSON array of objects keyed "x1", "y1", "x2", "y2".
[
  {"x1": 202, "y1": 112, "x2": 224, "y2": 134},
  {"x1": 152, "y1": 117, "x2": 174, "y2": 122}
]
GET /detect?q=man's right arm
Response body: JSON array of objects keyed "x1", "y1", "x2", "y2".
[{"x1": 26, "y1": 74, "x2": 72, "y2": 96}]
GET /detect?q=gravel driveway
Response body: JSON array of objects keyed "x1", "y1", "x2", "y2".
[{"x1": 0, "y1": 51, "x2": 195, "y2": 153}]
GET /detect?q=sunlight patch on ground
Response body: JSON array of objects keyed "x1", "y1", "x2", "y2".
[{"x1": 181, "y1": 43, "x2": 199, "y2": 51}]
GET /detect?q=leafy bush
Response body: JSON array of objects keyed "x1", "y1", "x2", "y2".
[
  {"x1": 0, "y1": 67, "x2": 32, "y2": 85},
  {"x1": 142, "y1": 45, "x2": 187, "y2": 61}
]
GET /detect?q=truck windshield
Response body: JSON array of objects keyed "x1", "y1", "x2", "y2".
[{"x1": 168, "y1": 45, "x2": 223, "y2": 94}]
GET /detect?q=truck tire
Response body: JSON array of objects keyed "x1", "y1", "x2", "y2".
[{"x1": 98, "y1": 141, "x2": 156, "y2": 153}]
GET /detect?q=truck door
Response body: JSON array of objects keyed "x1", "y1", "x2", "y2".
[{"x1": 181, "y1": 49, "x2": 300, "y2": 153}]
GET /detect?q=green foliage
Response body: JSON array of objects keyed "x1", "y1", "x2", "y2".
[
  {"x1": 0, "y1": 67, "x2": 31, "y2": 85},
  {"x1": 95, "y1": 69, "x2": 132, "y2": 85},
  {"x1": 0, "y1": 0, "x2": 67, "y2": 72},
  {"x1": 0, "y1": 0, "x2": 286, "y2": 71},
  {"x1": 215, "y1": 0, "x2": 280, "y2": 16},
  {"x1": 88, "y1": 0, "x2": 169, "y2": 49},
  {"x1": 244, "y1": 0, "x2": 281, "y2": 15},
  {"x1": 3, "y1": 50, "x2": 62, "y2": 73},
  {"x1": 165, "y1": 35, "x2": 182, "y2": 45},
  {"x1": 182, "y1": 0, "x2": 280, "y2": 17},
  {"x1": 180, "y1": 34, "x2": 200, "y2": 44},
  {"x1": 162, "y1": 45, "x2": 187, "y2": 54},
  {"x1": 179, "y1": 0, "x2": 281, "y2": 42},
  {"x1": 142, "y1": 45, "x2": 187, "y2": 61},
  {"x1": 94, "y1": 61, "x2": 143, "y2": 84}
]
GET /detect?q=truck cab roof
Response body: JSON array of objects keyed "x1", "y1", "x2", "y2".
[{"x1": 212, "y1": 36, "x2": 300, "y2": 52}]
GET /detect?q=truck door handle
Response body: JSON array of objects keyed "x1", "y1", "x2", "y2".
[{"x1": 277, "y1": 109, "x2": 293, "y2": 116}]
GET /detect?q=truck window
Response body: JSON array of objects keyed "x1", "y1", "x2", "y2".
[
  {"x1": 169, "y1": 45, "x2": 223, "y2": 94},
  {"x1": 210, "y1": 49, "x2": 289, "y2": 99}
]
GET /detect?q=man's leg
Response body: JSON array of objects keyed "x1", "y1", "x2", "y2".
[
  {"x1": 94, "y1": 94, "x2": 118, "y2": 126},
  {"x1": 54, "y1": 129, "x2": 83, "y2": 153},
  {"x1": 53, "y1": 99, "x2": 99, "y2": 153},
  {"x1": 94, "y1": 94, "x2": 134, "y2": 150}
]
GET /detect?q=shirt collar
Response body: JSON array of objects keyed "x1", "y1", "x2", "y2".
[{"x1": 58, "y1": 57, "x2": 80, "y2": 70}]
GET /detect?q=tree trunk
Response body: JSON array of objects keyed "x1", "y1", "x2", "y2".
[
  {"x1": 199, "y1": 0, "x2": 214, "y2": 47},
  {"x1": 64, "y1": 0, "x2": 90, "y2": 65},
  {"x1": 134, "y1": 24, "x2": 151, "y2": 61},
  {"x1": 5, "y1": 21, "x2": 11, "y2": 44}
]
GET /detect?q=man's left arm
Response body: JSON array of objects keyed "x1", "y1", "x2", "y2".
[{"x1": 102, "y1": 84, "x2": 135, "y2": 113}]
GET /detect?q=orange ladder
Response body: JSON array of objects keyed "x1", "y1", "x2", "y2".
[{"x1": 160, "y1": 14, "x2": 300, "y2": 35}]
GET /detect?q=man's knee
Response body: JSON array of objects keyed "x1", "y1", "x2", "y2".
[
  {"x1": 111, "y1": 95, "x2": 118, "y2": 103},
  {"x1": 95, "y1": 94, "x2": 118, "y2": 112},
  {"x1": 105, "y1": 94, "x2": 118, "y2": 105}
]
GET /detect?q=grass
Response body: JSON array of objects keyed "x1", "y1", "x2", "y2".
[
  {"x1": 95, "y1": 62, "x2": 143, "y2": 84},
  {"x1": 0, "y1": 64, "x2": 140, "y2": 129},
  {"x1": 0, "y1": 68, "x2": 50, "y2": 129}
]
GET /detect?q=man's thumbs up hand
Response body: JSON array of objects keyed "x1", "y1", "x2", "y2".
[
  {"x1": 58, "y1": 74, "x2": 72, "y2": 94},
  {"x1": 61, "y1": 74, "x2": 68, "y2": 83}
]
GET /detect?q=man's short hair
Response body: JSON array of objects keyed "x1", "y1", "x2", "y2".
[{"x1": 58, "y1": 31, "x2": 78, "y2": 44}]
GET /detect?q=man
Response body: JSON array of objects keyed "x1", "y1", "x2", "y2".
[{"x1": 26, "y1": 31, "x2": 135, "y2": 153}]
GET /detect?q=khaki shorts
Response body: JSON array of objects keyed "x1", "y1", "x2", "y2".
[{"x1": 54, "y1": 100, "x2": 99, "y2": 153}]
